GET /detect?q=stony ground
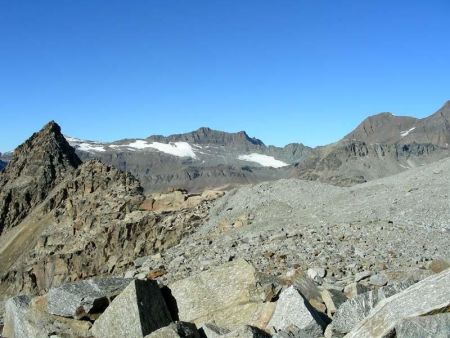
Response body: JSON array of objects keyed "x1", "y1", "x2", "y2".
[{"x1": 127, "y1": 157, "x2": 450, "y2": 288}]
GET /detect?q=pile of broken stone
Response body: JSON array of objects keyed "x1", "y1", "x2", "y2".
[{"x1": 2, "y1": 259, "x2": 449, "y2": 338}]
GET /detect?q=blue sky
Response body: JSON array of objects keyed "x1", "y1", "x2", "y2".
[{"x1": 1, "y1": 1, "x2": 449, "y2": 152}]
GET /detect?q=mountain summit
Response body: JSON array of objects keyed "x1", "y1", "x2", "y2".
[{"x1": 0, "y1": 121, "x2": 81, "y2": 234}]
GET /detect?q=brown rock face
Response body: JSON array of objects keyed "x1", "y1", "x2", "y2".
[{"x1": 0, "y1": 121, "x2": 81, "y2": 234}]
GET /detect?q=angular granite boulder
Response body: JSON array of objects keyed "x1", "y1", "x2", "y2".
[{"x1": 91, "y1": 279, "x2": 172, "y2": 338}]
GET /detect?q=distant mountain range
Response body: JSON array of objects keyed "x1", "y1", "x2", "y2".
[{"x1": 1, "y1": 100, "x2": 449, "y2": 192}]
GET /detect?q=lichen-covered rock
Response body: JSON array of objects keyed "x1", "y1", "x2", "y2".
[
  {"x1": 47, "y1": 278, "x2": 131, "y2": 319},
  {"x1": 168, "y1": 259, "x2": 273, "y2": 330},
  {"x1": 91, "y1": 279, "x2": 172, "y2": 338},
  {"x1": 145, "y1": 321, "x2": 200, "y2": 338},
  {"x1": 333, "y1": 281, "x2": 414, "y2": 334},
  {"x1": 395, "y1": 313, "x2": 450, "y2": 338},
  {"x1": 266, "y1": 286, "x2": 324, "y2": 336},
  {"x1": 346, "y1": 269, "x2": 450, "y2": 338}
]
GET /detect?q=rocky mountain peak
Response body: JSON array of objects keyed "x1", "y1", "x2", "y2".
[
  {"x1": 344, "y1": 112, "x2": 418, "y2": 145},
  {"x1": 0, "y1": 121, "x2": 81, "y2": 234}
]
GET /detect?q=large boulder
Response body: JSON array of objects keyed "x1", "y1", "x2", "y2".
[
  {"x1": 346, "y1": 268, "x2": 450, "y2": 338},
  {"x1": 47, "y1": 278, "x2": 131, "y2": 319},
  {"x1": 91, "y1": 279, "x2": 172, "y2": 338},
  {"x1": 266, "y1": 286, "x2": 325, "y2": 337},
  {"x1": 145, "y1": 321, "x2": 200, "y2": 338},
  {"x1": 395, "y1": 313, "x2": 450, "y2": 338},
  {"x1": 333, "y1": 281, "x2": 414, "y2": 334},
  {"x1": 168, "y1": 259, "x2": 274, "y2": 330}
]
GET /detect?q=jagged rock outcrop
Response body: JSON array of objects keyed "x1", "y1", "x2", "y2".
[
  {"x1": 0, "y1": 157, "x2": 213, "y2": 300},
  {"x1": 0, "y1": 121, "x2": 81, "y2": 234}
]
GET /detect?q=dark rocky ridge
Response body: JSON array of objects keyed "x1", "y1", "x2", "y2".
[
  {"x1": 148, "y1": 127, "x2": 265, "y2": 147},
  {"x1": 0, "y1": 121, "x2": 81, "y2": 234}
]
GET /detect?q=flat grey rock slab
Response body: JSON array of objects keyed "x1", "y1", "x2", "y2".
[
  {"x1": 395, "y1": 313, "x2": 450, "y2": 338},
  {"x1": 47, "y1": 278, "x2": 132, "y2": 318},
  {"x1": 91, "y1": 279, "x2": 172, "y2": 338},
  {"x1": 346, "y1": 269, "x2": 450, "y2": 338}
]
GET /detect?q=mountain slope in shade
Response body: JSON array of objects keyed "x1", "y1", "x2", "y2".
[{"x1": 0, "y1": 121, "x2": 81, "y2": 234}]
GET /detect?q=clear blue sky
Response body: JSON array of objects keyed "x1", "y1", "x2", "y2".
[{"x1": 1, "y1": 1, "x2": 449, "y2": 152}]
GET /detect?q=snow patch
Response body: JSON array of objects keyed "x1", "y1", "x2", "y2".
[
  {"x1": 238, "y1": 153, "x2": 288, "y2": 168},
  {"x1": 126, "y1": 140, "x2": 197, "y2": 158},
  {"x1": 400, "y1": 127, "x2": 416, "y2": 137},
  {"x1": 76, "y1": 143, "x2": 106, "y2": 152}
]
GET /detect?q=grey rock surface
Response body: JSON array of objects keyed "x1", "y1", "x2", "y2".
[
  {"x1": 200, "y1": 323, "x2": 232, "y2": 337},
  {"x1": 346, "y1": 268, "x2": 450, "y2": 338},
  {"x1": 2, "y1": 294, "x2": 92, "y2": 338},
  {"x1": 222, "y1": 325, "x2": 272, "y2": 338},
  {"x1": 333, "y1": 281, "x2": 414, "y2": 334},
  {"x1": 267, "y1": 286, "x2": 324, "y2": 335},
  {"x1": 369, "y1": 273, "x2": 388, "y2": 286},
  {"x1": 91, "y1": 279, "x2": 172, "y2": 338},
  {"x1": 395, "y1": 313, "x2": 450, "y2": 338},
  {"x1": 145, "y1": 321, "x2": 200, "y2": 338},
  {"x1": 168, "y1": 259, "x2": 271, "y2": 330},
  {"x1": 47, "y1": 278, "x2": 132, "y2": 318},
  {"x1": 2, "y1": 295, "x2": 37, "y2": 338}
]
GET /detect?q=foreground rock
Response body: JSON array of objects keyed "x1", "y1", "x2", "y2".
[
  {"x1": 223, "y1": 325, "x2": 272, "y2": 338},
  {"x1": 169, "y1": 259, "x2": 274, "y2": 330},
  {"x1": 267, "y1": 286, "x2": 324, "y2": 337},
  {"x1": 145, "y1": 321, "x2": 200, "y2": 338},
  {"x1": 47, "y1": 278, "x2": 131, "y2": 319},
  {"x1": 333, "y1": 281, "x2": 414, "y2": 334},
  {"x1": 395, "y1": 313, "x2": 450, "y2": 338},
  {"x1": 91, "y1": 279, "x2": 172, "y2": 338},
  {"x1": 2, "y1": 294, "x2": 91, "y2": 338},
  {"x1": 346, "y1": 268, "x2": 450, "y2": 338}
]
